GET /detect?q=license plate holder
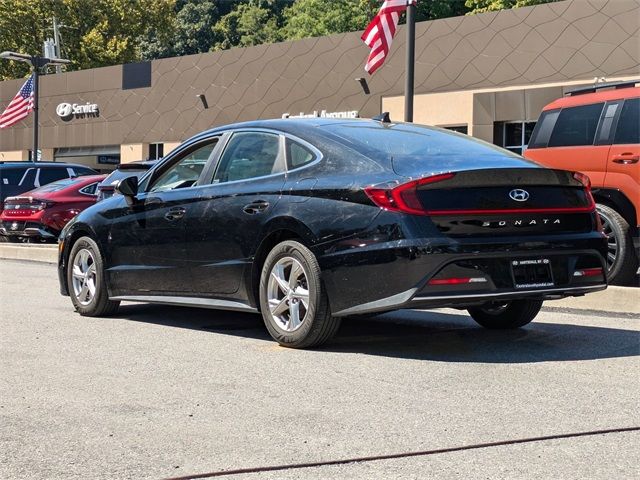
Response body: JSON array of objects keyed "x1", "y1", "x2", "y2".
[{"x1": 511, "y1": 258, "x2": 554, "y2": 289}]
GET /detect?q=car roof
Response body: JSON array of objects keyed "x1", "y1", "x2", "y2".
[
  {"x1": 192, "y1": 117, "x2": 396, "y2": 139},
  {"x1": 0, "y1": 161, "x2": 96, "y2": 169},
  {"x1": 543, "y1": 85, "x2": 639, "y2": 111}
]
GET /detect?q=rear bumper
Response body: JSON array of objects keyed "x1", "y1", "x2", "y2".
[
  {"x1": 0, "y1": 221, "x2": 57, "y2": 239},
  {"x1": 334, "y1": 284, "x2": 606, "y2": 316},
  {"x1": 319, "y1": 233, "x2": 608, "y2": 316}
]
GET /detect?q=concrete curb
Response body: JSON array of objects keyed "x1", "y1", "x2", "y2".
[
  {"x1": 1, "y1": 243, "x2": 637, "y2": 315},
  {"x1": 0, "y1": 243, "x2": 57, "y2": 264}
]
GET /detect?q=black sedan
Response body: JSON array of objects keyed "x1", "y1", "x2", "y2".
[{"x1": 58, "y1": 118, "x2": 607, "y2": 348}]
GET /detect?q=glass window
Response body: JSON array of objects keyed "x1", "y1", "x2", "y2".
[
  {"x1": 39, "y1": 168, "x2": 68, "y2": 185},
  {"x1": 494, "y1": 121, "x2": 537, "y2": 154},
  {"x1": 286, "y1": 139, "x2": 315, "y2": 169},
  {"x1": 149, "y1": 141, "x2": 216, "y2": 192},
  {"x1": 79, "y1": 182, "x2": 99, "y2": 195},
  {"x1": 149, "y1": 143, "x2": 164, "y2": 160},
  {"x1": 213, "y1": 132, "x2": 283, "y2": 183},
  {"x1": 548, "y1": 103, "x2": 604, "y2": 147},
  {"x1": 27, "y1": 178, "x2": 76, "y2": 194},
  {"x1": 1, "y1": 168, "x2": 25, "y2": 185},
  {"x1": 614, "y1": 98, "x2": 640, "y2": 144},
  {"x1": 72, "y1": 167, "x2": 97, "y2": 177}
]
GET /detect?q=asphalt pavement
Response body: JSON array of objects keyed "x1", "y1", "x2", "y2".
[{"x1": 0, "y1": 259, "x2": 638, "y2": 480}]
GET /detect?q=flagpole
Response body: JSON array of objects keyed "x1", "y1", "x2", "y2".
[
  {"x1": 404, "y1": 1, "x2": 416, "y2": 123},
  {"x1": 32, "y1": 61, "x2": 39, "y2": 162}
]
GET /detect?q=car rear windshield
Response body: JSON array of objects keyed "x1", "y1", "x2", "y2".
[
  {"x1": 321, "y1": 123, "x2": 534, "y2": 176},
  {"x1": 28, "y1": 178, "x2": 79, "y2": 194}
]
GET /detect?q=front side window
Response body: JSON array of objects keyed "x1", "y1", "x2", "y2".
[
  {"x1": 213, "y1": 132, "x2": 283, "y2": 183},
  {"x1": 548, "y1": 103, "x2": 604, "y2": 147},
  {"x1": 614, "y1": 98, "x2": 640, "y2": 144},
  {"x1": 149, "y1": 141, "x2": 217, "y2": 192}
]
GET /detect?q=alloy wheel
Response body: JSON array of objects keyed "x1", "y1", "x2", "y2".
[
  {"x1": 267, "y1": 256, "x2": 310, "y2": 332},
  {"x1": 71, "y1": 248, "x2": 97, "y2": 306}
]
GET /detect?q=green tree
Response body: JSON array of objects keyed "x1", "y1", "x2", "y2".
[
  {"x1": 0, "y1": 0, "x2": 174, "y2": 81},
  {"x1": 465, "y1": 0, "x2": 560, "y2": 14},
  {"x1": 212, "y1": 3, "x2": 282, "y2": 51},
  {"x1": 281, "y1": 0, "x2": 372, "y2": 40},
  {"x1": 139, "y1": 1, "x2": 218, "y2": 60}
]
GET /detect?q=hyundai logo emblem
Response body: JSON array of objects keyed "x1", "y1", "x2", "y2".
[{"x1": 509, "y1": 188, "x2": 530, "y2": 202}]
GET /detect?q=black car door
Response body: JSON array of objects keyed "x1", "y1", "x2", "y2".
[
  {"x1": 186, "y1": 130, "x2": 287, "y2": 296},
  {"x1": 106, "y1": 139, "x2": 220, "y2": 296}
]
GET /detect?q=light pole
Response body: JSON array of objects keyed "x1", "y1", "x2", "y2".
[{"x1": 0, "y1": 51, "x2": 70, "y2": 162}]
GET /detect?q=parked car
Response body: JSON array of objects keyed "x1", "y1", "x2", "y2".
[
  {"x1": 0, "y1": 175, "x2": 106, "y2": 242},
  {"x1": 96, "y1": 160, "x2": 158, "y2": 202},
  {"x1": 0, "y1": 161, "x2": 98, "y2": 206},
  {"x1": 58, "y1": 118, "x2": 607, "y2": 348},
  {"x1": 524, "y1": 81, "x2": 639, "y2": 284}
]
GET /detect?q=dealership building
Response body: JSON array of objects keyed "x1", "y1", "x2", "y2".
[{"x1": 0, "y1": 0, "x2": 638, "y2": 171}]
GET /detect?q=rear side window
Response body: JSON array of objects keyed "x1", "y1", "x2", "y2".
[
  {"x1": 548, "y1": 103, "x2": 604, "y2": 147},
  {"x1": 614, "y1": 98, "x2": 640, "y2": 144},
  {"x1": 19, "y1": 168, "x2": 36, "y2": 188},
  {"x1": 39, "y1": 168, "x2": 68, "y2": 185},
  {"x1": 0, "y1": 168, "x2": 24, "y2": 185},
  {"x1": 528, "y1": 110, "x2": 559, "y2": 148},
  {"x1": 79, "y1": 182, "x2": 99, "y2": 195},
  {"x1": 286, "y1": 139, "x2": 316, "y2": 169}
]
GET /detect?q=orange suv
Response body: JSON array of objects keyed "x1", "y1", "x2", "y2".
[{"x1": 525, "y1": 81, "x2": 639, "y2": 285}]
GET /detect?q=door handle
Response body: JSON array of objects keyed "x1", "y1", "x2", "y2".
[
  {"x1": 612, "y1": 154, "x2": 639, "y2": 164},
  {"x1": 243, "y1": 200, "x2": 270, "y2": 215},
  {"x1": 164, "y1": 207, "x2": 186, "y2": 221}
]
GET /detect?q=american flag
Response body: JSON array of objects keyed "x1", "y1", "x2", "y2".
[
  {"x1": 0, "y1": 75, "x2": 35, "y2": 129},
  {"x1": 362, "y1": 0, "x2": 416, "y2": 75}
]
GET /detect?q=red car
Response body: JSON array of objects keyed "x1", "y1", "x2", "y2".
[{"x1": 0, "y1": 174, "x2": 106, "y2": 242}]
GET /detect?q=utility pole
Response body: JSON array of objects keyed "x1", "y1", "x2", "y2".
[{"x1": 404, "y1": 1, "x2": 416, "y2": 123}]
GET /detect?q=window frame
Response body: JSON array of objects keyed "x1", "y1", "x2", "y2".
[
  {"x1": 79, "y1": 182, "x2": 100, "y2": 196},
  {"x1": 143, "y1": 135, "x2": 223, "y2": 193},
  {"x1": 547, "y1": 102, "x2": 606, "y2": 148},
  {"x1": 201, "y1": 128, "x2": 323, "y2": 186}
]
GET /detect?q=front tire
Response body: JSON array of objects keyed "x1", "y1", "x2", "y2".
[
  {"x1": 67, "y1": 236, "x2": 119, "y2": 316},
  {"x1": 468, "y1": 299, "x2": 542, "y2": 329},
  {"x1": 259, "y1": 240, "x2": 340, "y2": 348},
  {"x1": 596, "y1": 204, "x2": 638, "y2": 285}
]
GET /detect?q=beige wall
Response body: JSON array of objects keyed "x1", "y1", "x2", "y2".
[
  {"x1": 0, "y1": 150, "x2": 29, "y2": 161},
  {"x1": 120, "y1": 143, "x2": 149, "y2": 164},
  {"x1": 163, "y1": 142, "x2": 182, "y2": 157}
]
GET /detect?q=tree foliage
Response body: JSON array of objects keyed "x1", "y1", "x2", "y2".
[
  {"x1": 464, "y1": 0, "x2": 560, "y2": 14},
  {"x1": 0, "y1": 0, "x2": 562, "y2": 81}
]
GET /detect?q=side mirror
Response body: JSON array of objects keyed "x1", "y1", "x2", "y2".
[{"x1": 115, "y1": 175, "x2": 139, "y2": 205}]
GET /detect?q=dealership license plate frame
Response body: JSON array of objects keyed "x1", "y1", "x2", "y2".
[{"x1": 511, "y1": 258, "x2": 555, "y2": 289}]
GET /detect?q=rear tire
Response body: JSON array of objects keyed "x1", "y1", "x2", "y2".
[
  {"x1": 259, "y1": 240, "x2": 340, "y2": 348},
  {"x1": 67, "y1": 236, "x2": 119, "y2": 316},
  {"x1": 596, "y1": 204, "x2": 638, "y2": 285},
  {"x1": 468, "y1": 299, "x2": 542, "y2": 329}
]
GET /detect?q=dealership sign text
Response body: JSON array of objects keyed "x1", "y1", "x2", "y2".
[{"x1": 56, "y1": 102, "x2": 99, "y2": 121}]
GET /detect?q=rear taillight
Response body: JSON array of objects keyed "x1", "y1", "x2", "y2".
[
  {"x1": 364, "y1": 172, "x2": 455, "y2": 215},
  {"x1": 573, "y1": 171, "x2": 591, "y2": 190},
  {"x1": 572, "y1": 171, "x2": 596, "y2": 211},
  {"x1": 428, "y1": 276, "x2": 487, "y2": 285}
]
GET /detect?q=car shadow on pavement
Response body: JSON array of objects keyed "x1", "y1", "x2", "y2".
[{"x1": 115, "y1": 304, "x2": 639, "y2": 364}]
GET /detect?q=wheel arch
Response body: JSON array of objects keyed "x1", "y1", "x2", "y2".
[
  {"x1": 60, "y1": 223, "x2": 102, "y2": 295},
  {"x1": 246, "y1": 217, "x2": 317, "y2": 309},
  {"x1": 593, "y1": 188, "x2": 638, "y2": 234}
]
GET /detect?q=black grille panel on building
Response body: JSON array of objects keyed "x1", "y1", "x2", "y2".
[{"x1": 122, "y1": 62, "x2": 151, "y2": 90}]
